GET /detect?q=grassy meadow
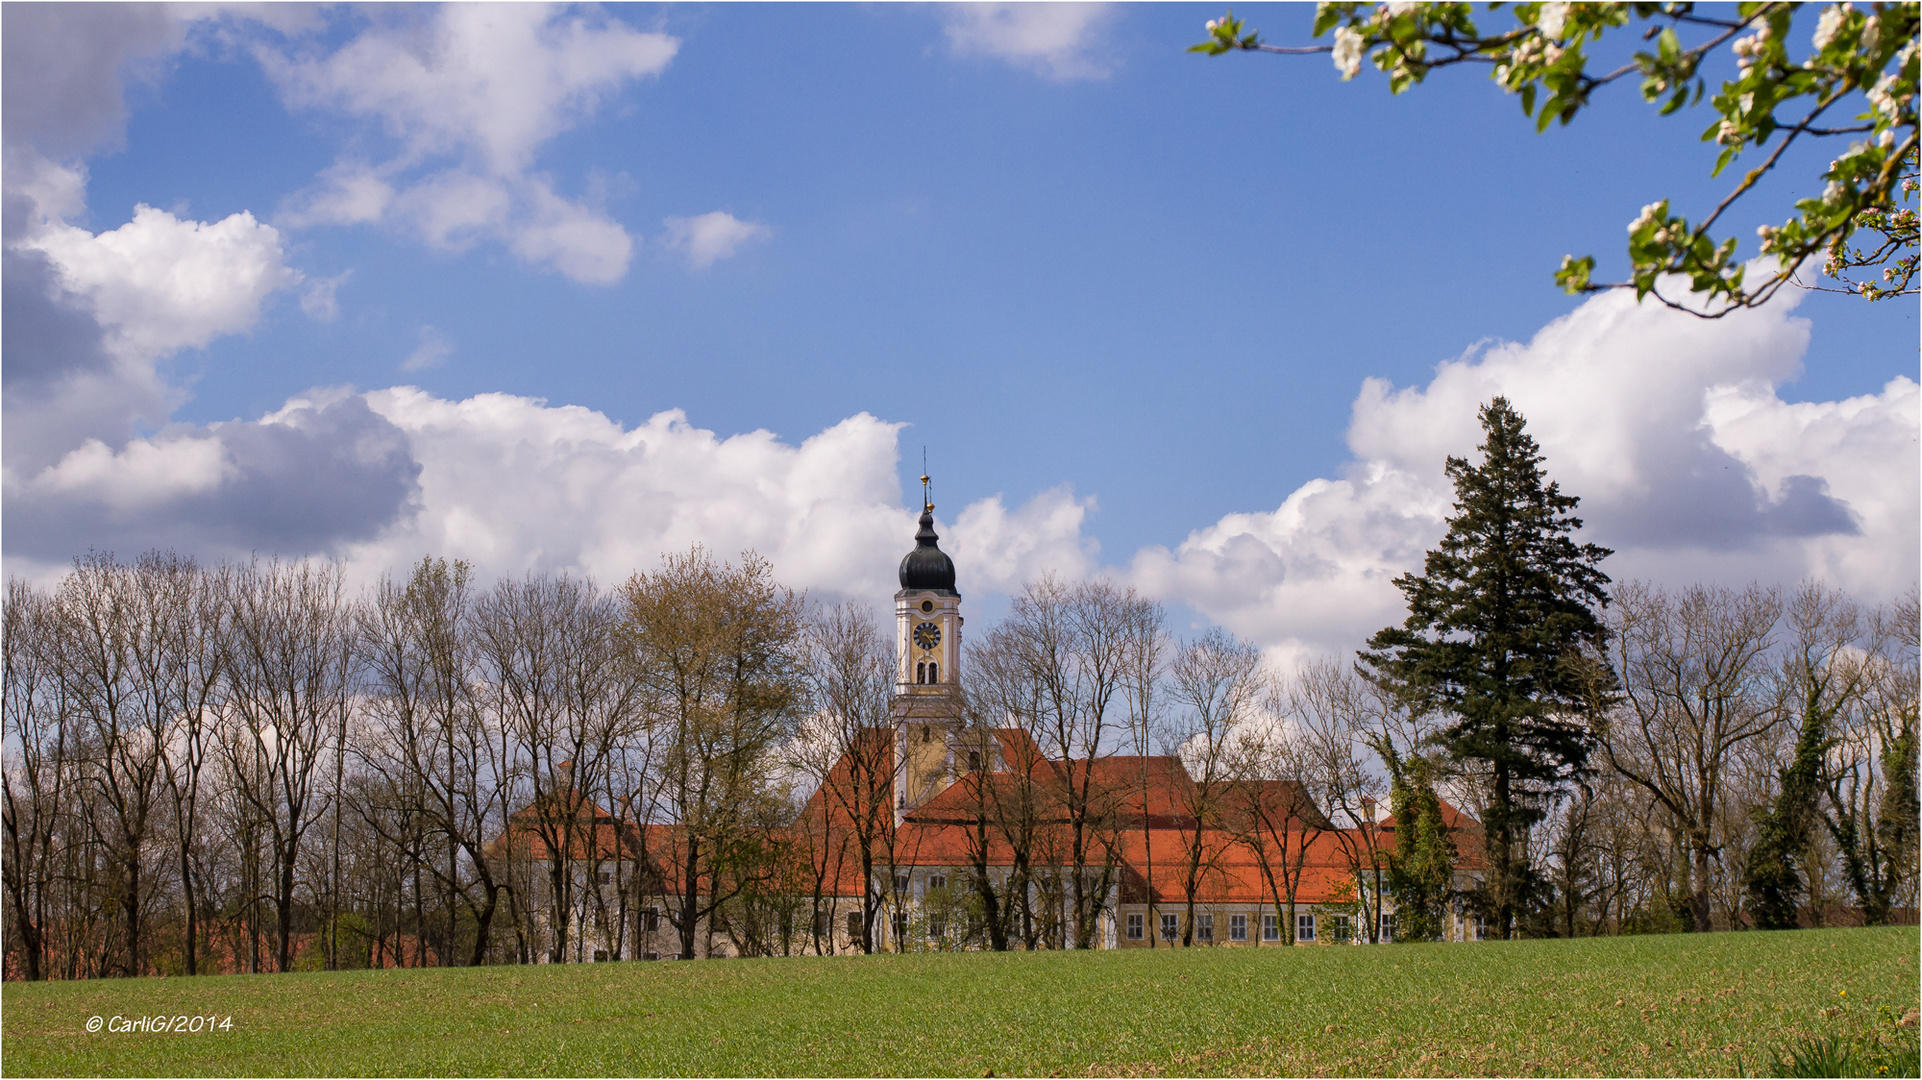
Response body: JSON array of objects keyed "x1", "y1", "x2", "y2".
[{"x1": 3, "y1": 925, "x2": 1916, "y2": 1077}]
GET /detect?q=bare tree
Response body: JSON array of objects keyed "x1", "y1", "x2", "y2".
[
  {"x1": 1163, "y1": 627, "x2": 1262, "y2": 946},
  {"x1": 3, "y1": 580, "x2": 72, "y2": 981},
  {"x1": 1118, "y1": 597, "x2": 1170, "y2": 946},
  {"x1": 358, "y1": 557, "x2": 518, "y2": 965},
  {"x1": 219, "y1": 558, "x2": 357, "y2": 972},
  {"x1": 135, "y1": 553, "x2": 226, "y2": 976},
  {"x1": 1290, "y1": 660, "x2": 1393, "y2": 941},
  {"x1": 1602, "y1": 582, "x2": 1784, "y2": 932},
  {"x1": 793, "y1": 601, "x2": 896, "y2": 953},
  {"x1": 476, "y1": 571, "x2": 638, "y2": 963},
  {"x1": 49, "y1": 553, "x2": 182, "y2": 976},
  {"x1": 983, "y1": 577, "x2": 1147, "y2": 948}
]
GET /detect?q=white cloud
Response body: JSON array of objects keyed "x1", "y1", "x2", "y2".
[
  {"x1": 949, "y1": 485, "x2": 1098, "y2": 593},
  {"x1": 942, "y1": 3, "x2": 1116, "y2": 80},
  {"x1": 512, "y1": 177, "x2": 634, "y2": 283},
  {"x1": 401, "y1": 326, "x2": 454, "y2": 372},
  {"x1": 32, "y1": 434, "x2": 231, "y2": 510},
  {"x1": 262, "y1": 5, "x2": 677, "y2": 283},
  {"x1": 662, "y1": 211, "x2": 770, "y2": 269},
  {"x1": 21, "y1": 203, "x2": 298, "y2": 360},
  {"x1": 1132, "y1": 285, "x2": 1919, "y2": 666},
  {"x1": 334, "y1": 390, "x2": 1080, "y2": 602},
  {"x1": 279, "y1": 162, "x2": 394, "y2": 227}
]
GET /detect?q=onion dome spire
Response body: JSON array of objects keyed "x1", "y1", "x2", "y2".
[{"x1": 898, "y1": 473, "x2": 958, "y2": 595}]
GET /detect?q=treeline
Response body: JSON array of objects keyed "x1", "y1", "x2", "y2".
[{"x1": 3, "y1": 547, "x2": 1918, "y2": 981}]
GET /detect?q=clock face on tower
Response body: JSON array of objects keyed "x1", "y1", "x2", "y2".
[{"x1": 913, "y1": 621, "x2": 941, "y2": 650}]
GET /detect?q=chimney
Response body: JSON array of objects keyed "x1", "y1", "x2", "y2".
[{"x1": 1361, "y1": 796, "x2": 1377, "y2": 822}]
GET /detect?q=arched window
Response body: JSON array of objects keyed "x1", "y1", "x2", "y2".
[
  {"x1": 968, "y1": 750, "x2": 982, "y2": 772},
  {"x1": 916, "y1": 662, "x2": 926, "y2": 684},
  {"x1": 928, "y1": 662, "x2": 938, "y2": 683}
]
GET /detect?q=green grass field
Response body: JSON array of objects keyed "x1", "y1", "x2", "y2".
[{"x1": 3, "y1": 926, "x2": 1916, "y2": 1077}]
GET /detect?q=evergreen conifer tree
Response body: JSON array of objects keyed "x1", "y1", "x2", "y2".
[{"x1": 1360, "y1": 398, "x2": 1615, "y2": 938}]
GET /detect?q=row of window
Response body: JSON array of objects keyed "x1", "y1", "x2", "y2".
[{"x1": 1124, "y1": 911, "x2": 1395, "y2": 943}]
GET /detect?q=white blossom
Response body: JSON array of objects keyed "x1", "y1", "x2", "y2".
[
  {"x1": 1812, "y1": 3, "x2": 1850, "y2": 50},
  {"x1": 1866, "y1": 72, "x2": 1902, "y2": 121},
  {"x1": 1333, "y1": 26, "x2": 1366, "y2": 79},
  {"x1": 1537, "y1": 2, "x2": 1570, "y2": 40},
  {"x1": 1630, "y1": 201, "x2": 1664, "y2": 233},
  {"x1": 1861, "y1": 14, "x2": 1880, "y2": 53},
  {"x1": 1717, "y1": 120, "x2": 1743, "y2": 146},
  {"x1": 1880, "y1": 128, "x2": 1896, "y2": 148},
  {"x1": 1384, "y1": 2, "x2": 1422, "y2": 17}
]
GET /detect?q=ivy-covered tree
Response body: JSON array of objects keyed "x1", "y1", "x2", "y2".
[
  {"x1": 1195, "y1": 3, "x2": 1919, "y2": 313},
  {"x1": 1744, "y1": 704, "x2": 1830, "y2": 929},
  {"x1": 1375, "y1": 741, "x2": 1457, "y2": 941},
  {"x1": 1360, "y1": 398, "x2": 1615, "y2": 938}
]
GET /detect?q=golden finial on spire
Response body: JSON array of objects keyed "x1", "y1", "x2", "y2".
[{"x1": 921, "y1": 448, "x2": 932, "y2": 512}]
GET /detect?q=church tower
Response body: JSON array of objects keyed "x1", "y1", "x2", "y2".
[{"x1": 892, "y1": 478, "x2": 965, "y2": 818}]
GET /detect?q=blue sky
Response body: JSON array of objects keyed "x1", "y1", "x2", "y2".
[{"x1": 4, "y1": 3, "x2": 1916, "y2": 659}]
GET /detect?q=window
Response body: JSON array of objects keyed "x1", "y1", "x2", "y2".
[
  {"x1": 929, "y1": 916, "x2": 945, "y2": 939},
  {"x1": 1160, "y1": 913, "x2": 1179, "y2": 941},
  {"x1": 1297, "y1": 913, "x2": 1316, "y2": 942},
  {"x1": 597, "y1": 871, "x2": 611, "y2": 885},
  {"x1": 968, "y1": 750, "x2": 982, "y2": 771},
  {"x1": 643, "y1": 907, "x2": 660, "y2": 932},
  {"x1": 1262, "y1": 914, "x2": 1279, "y2": 941},
  {"x1": 814, "y1": 911, "x2": 831, "y2": 940},
  {"x1": 1196, "y1": 914, "x2": 1213, "y2": 942},
  {"x1": 1474, "y1": 914, "x2": 1489, "y2": 941},
  {"x1": 1379, "y1": 912, "x2": 1394, "y2": 943},
  {"x1": 916, "y1": 662, "x2": 927, "y2": 684},
  {"x1": 1229, "y1": 914, "x2": 1247, "y2": 941},
  {"x1": 894, "y1": 872, "x2": 911, "y2": 894},
  {"x1": 593, "y1": 949, "x2": 609, "y2": 962},
  {"x1": 928, "y1": 662, "x2": 938, "y2": 682},
  {"x1": 928, "y1": 874, "x2": 946, "y2": 891},
  {"x1": 847, "y1": 911, "x2": 864, "y2": 939},
  {"x1": 643, "y1": 952, "x2": 659, "y2": 961},
  {"x1": 1330, "y1": 915, "x2": 1352, "y2": 943},
  {"x1": 892, "y1": 912, "x2": 909, "y2": 943},
  {"x1": 1126, "y1": 913, "x2": 1144, "y2": 940}
]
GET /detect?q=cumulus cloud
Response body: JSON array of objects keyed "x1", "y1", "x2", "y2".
[
  {"x1": 662, "y1": 211, "x2": 770, "y2": 269},
  {"x1": 0, "y1": 3, "x2": 185, "y2": 159},
  {"x1": 942, "y1": 3, "x2": 1117, "y2": 80},
  {"x1": 21, "y1": 203, "x2": 298, "y2": 359},
  {"x1": 264, "y1": 5, "x2": 676, "y2": 283},
  {"x1": 2, "y1": 151, "x2": 301, "y2": 482},
  {"x1": 1133, "y1": 285, "x2": 1919, "y2": 667},
  {"x1": 948, "y1": 485, "x2": 1098, "y2": 593},
  {"x1": 5, "y1": 391, "x2": 421, "y2": 569},
  {"x1": 326, "y1": 390, "x2": 1093, "y2": 604}
]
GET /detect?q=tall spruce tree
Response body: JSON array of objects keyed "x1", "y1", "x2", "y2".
[{"x1": 1360, "y1": 398, "x2": 1615, "y2": 938}]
